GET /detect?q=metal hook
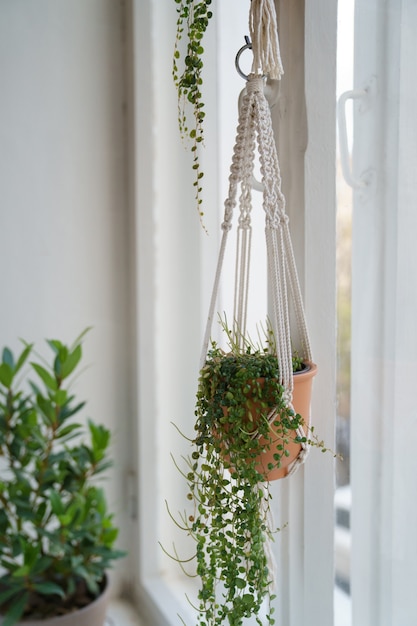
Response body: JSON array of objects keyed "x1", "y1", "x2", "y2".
[{"x1": 235, "y1": 36, "x2": 252, "y2": 81}]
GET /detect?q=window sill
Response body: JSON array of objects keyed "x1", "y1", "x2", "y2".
[{"x1": 108, "y1": 600, "x2": 144, "y2": 626}]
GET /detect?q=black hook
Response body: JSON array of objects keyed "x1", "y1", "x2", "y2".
[{"x1": 235, "y1": 36, "x2": 252, "y2": 81}]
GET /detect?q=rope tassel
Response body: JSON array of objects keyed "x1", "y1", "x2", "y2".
[{"x1": 249, "y1": 0, "x2": 284, "y2": 79}]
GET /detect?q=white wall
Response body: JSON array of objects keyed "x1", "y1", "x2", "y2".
[{"x1": 0, "y1": 0, "x2": 133, "y2": 596}]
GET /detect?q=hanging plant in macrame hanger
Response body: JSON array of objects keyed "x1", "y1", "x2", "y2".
[
  {"x1": 167, "y1": 2, "x2": 327, "y2": 624},
  {"x1": 198, "y1": 0, "x2": 318, "y2": 481}
]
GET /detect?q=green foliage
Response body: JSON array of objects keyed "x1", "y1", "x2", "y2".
[
  {"x1": 167, "y1": 319, "x2": 321, "y2": 626},
  {"x1": 173, "y1": 0, "x2": 214, "y2": 223},
  {"x1": 187, "y1": 346, "x2": 300, "y2": 625},
  {"x1": 0, "y1": 334, "x2": 124, "y2": 625}
]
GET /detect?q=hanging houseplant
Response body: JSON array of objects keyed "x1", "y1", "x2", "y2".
[
  {"x1": 199, "y1": 323, "x2": 319, "y2": 482},
  {"x1": 167, "y1": 1, "x2": 332, "y2": 624},
  {"x1": 168, "y1": 323, "x2": 325, "y2": 626},
  {"x1": 0, "y1": 332, "x2": 125, "y2": 626}
]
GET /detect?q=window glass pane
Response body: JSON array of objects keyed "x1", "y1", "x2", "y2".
[{"x1": 335, "y1": 0, "x2": 354, "y2": 624}]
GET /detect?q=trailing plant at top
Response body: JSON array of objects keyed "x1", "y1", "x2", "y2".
[{"x1": 173, "y1": 0, "x2": 214, "y2": 224}]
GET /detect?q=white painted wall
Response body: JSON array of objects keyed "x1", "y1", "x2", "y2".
[{"x1": 0, "y1": 0, "x2": 133, "y2": 596}]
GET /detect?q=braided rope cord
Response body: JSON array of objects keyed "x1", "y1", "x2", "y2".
[
  {"x1": 202, "y1": 75, "x2": 311, "y2": 378},
  {"x1": 250, "y1": 75, "x2": 313, "y2": 474},
  {"x1": 199, "y1": 78, "x2": 257, "y2": 368}
]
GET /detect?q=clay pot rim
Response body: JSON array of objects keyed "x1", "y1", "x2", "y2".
[{"x1": 293, "y1": 361, "x2": 318, "y2": 381}]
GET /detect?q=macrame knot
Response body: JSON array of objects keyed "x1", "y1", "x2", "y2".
[
  {"x1": 282, "y1": 388, "x2": 293, "y2": 407},
  {"x1": 221, "y1": 220, "x2": 233, "y2": 232},
  {"x1": 245, "y1": 75, "x2": 265, "y2": 95},
  {"x1": 269, "y1": 212, "x2": 289, "y2": 228},
  {"x1": 238, "y1": 214, "x2": 252, "y2": 229}
]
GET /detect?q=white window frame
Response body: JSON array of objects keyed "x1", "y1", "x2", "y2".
[
  {"x1": 130, "y1": 1, "x2": 337, "y2": 624},
  {"x1": 350, "y1": 1, "x2": 417, "y2": 624}
]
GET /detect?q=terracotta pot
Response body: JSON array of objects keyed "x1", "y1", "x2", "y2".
[
  {"x1": 0, "y1": 577, "x2": 110, "y2": 626},
  {"x1": 260, "y1": 362, "x2": 318, "y2": 480},
  {"x1": 223, "y1": 362, "x2": 318, "y2": 481}
]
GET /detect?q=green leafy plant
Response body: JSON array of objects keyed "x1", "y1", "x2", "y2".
[
  {"x1": 0, "y1": 332, "x2": 124, "y2": 626},
  {"x1": 165, "y1": 321, "x2": 327, "y2": 625},
  {"x1": 173, "y1": 0, "x2": 214, "y2": 223}
]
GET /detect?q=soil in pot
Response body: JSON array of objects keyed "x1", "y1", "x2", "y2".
[{"x1": 0, "y1": 577, "x2": 110, "y2": 626}]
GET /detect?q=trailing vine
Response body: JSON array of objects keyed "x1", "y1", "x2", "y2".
[
  {"x1": 173, "y1": 0, "x2": 214, "y2": 224},
  {"x1": 164, "y1": 321, "x2": 333, "y2": 625}
]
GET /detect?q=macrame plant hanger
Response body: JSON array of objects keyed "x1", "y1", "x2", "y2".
[{"x1": 200, "y1": 0, "x2": 314, "y2": 478}]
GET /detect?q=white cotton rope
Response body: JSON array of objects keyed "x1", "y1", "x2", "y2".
[
  {"x1": 249, "y1": 0, "x2": 284, "y2": 80},
  {"x1": 201, "y1": 74, "x2": 313, "y2": 478},
  {"x1": 201, "y1": 72, "x2": 311, "y2": 400}
]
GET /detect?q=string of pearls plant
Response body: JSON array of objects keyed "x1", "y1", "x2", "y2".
[
  {"x1": 164, "y1": 319, "x2": 333, "y2": 625},
  {"x1": 173, "y1": 0, "x2": 214, "y2": 225}
]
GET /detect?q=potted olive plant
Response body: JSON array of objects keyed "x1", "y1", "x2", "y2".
[
  {"x1": 167, "y1": 322, "x2": 325, "y2": 626},
  {"x1": 0, "y1": 333, "x2": 124, "y2": 626}
]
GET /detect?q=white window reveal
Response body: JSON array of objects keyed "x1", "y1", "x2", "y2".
[
  {"x1": 131, "y1": 1, "x2": 337, "y2": 625},
  {"x1": 349, "y1": 1, "x2": 417, "y2": 625}
]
